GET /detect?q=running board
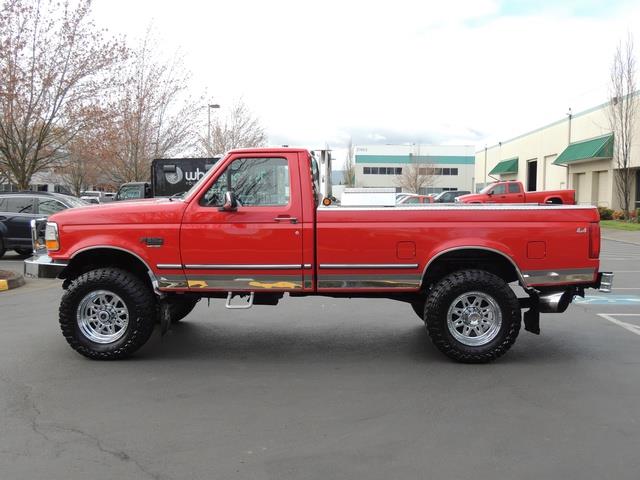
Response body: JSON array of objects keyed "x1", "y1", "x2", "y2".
[{"x1": 225, "y1": 292, "x2": 255, "y2": 309}]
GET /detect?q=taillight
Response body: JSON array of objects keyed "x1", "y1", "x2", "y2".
[{"x1": 589, "y1": 222, "x2": 600, "y2": 258}]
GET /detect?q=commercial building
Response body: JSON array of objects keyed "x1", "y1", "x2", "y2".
[
  {"x1": 476, "y1": 98, "x2": 640, "y2": 210},
  {"x1": 354, "y1": 144, "x2": 476, "y2": 194}
]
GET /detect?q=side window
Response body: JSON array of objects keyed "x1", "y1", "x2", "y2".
[
  {"x1": 6, "y1": 197, "x2": 34, "y2": 213},
  {"x1": 201, "y1": 157, "x2": 290, "y2": 207},
  {"x1": 404, "y1": 197, "x2": 420, "y2": 204},
  {"x1": 38, "y1": 198, "x2": 66, "y2": 215},
  {"x1": 508, "y1": 183, "x2": 521, "y2": 193},
  {"x1": 491, "y1": 184, "x2": 506, "y2": 195},
  {"x1": 0, "y1": 197, "x2": 7, "y2": 211}
]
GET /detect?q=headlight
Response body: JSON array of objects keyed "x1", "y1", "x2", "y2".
[{"x1": 45, "y1": 222, "x2": 60, "y2": 251}]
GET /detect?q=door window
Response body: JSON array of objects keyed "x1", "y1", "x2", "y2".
[
  {"x1": 491, "y1": 184, "x2": 506, "y2": 195},
  {"x1": 200, "y1": 157, "x2": 290, "y2": 207},
  {"x1": 508, "y1": 183, "x2": 521, "y2": 193},
  {"x1": 6, "y1": 197, "x2": 34, "y2": 213},
  {"x1": 38, "y1": 198, "x2": 67, "y2": 215}
]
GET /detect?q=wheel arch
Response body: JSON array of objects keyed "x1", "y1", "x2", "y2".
[
  {"x1": 544, "y1": 197, "x2": 563, "y2": 204},
  {"x1": 422, "y1": 246, "x2": 525, "y2": 288},
  {"x1": 60, "y1": 246, "x2": 158, "y2": 292}
]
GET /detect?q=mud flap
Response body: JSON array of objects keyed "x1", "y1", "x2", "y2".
[
  {"x1": 159, "y1": 301, "x2": 171, "y2": 335},
  {"x1": 523, "y1": 308, "x2": 540, "y2": 335}
]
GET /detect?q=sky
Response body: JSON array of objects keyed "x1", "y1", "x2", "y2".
[{"x1": 92, "y1": 0, "x2": 640, "y2": 166}]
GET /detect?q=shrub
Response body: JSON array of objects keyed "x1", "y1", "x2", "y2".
[
  {"x1": 612, "y1": 210, "x2": 625, "y2": 220},
  {"x1": 598, "y1": 207, "x2": 614, "y2": 220}
]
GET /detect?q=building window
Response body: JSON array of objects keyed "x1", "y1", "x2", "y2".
[
  {"x1": 363, "y1": 167, "x2": 371, "y2": 174},
  {"x1": 451, "y1": 168, "x2": 458, "y2": 176}
]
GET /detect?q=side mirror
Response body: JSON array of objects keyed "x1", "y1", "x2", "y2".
[
  {"x1": 487, "y1": 190, "x2": 494, "y2": 195},
  {"x1": 219, "y1": 190, "x2": 238, "y2": 212}
]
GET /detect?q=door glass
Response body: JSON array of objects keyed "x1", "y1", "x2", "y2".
[
  {"x1": 201, "y1": 157, "x2": 290, "y2": 207},
  {"x1": 508, "y1": 183, "x2": 520, "y2": 193},
  {"x1": 38, "y1": 199, "x2": 67, "y2": 215},
  {"x1": 492, "y1": 184, "x2": 506, "y2": 195},
  {"x1": 6, "y1": 197, "x2": 34, "y2": 213}
]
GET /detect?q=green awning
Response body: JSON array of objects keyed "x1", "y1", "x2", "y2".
[
  {"x1": 489, "y1": 158, "x2": 518, "y2": 175},
  {"x1": 553, "y1": 134, "x2": 613, "y2": 165}
]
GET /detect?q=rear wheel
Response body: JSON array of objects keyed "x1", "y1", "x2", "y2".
[
  {"x1": 59, "y1": 268, "x2": 156, "y2": 360},
  {"x1": 0, "y1": 238, "x2": 5, "y2": 259},
  {"x1": 424, "y1": 270, "x2": 520, "y2": 363}
]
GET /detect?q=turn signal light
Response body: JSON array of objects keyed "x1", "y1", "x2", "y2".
[
  {"x1": 45, "y1": 222, "x2": 60, "y2": 252},
  {"x1": 589, "y1": 222, "x2": 600, "y2": 259}
]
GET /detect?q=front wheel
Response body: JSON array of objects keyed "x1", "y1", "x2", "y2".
[
  {"x1": 59, "y1": 268, "x2": 157, "y2": 360},
  {"x1": 424, "y1": 270, "x2": 520, "y2": 363}
]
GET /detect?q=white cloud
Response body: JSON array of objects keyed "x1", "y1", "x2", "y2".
[{"x1": 92, "y1": 0, "x2": 640, "y2": 167}]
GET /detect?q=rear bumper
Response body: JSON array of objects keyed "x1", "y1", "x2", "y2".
[
  {"x1": 595, "y1": 272, "x2": 614, "y2": 293},
  {"x1": 23, "y1": 253, "x2": 67, "y2": 279}
]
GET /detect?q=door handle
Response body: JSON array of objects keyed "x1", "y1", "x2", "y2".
[{"x1": 274, "y1": 216, "x2": 297, "y2": 224}]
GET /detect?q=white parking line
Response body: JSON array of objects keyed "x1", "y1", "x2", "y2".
[{"x1": 598, "y1": 314, "x2": 640, "y2": 337}]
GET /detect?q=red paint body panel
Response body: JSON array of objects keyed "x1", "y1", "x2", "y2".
[
  {"x1": 47, "y1": 148, "x2": 601, "y2": 294},
  {"x1": 457, "y1": 181, "x2": 576, "y2": 204}
]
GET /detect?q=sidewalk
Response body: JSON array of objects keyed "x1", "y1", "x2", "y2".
[{"x1": 602, "y1": 228, "x2": 640, "y2": 246}]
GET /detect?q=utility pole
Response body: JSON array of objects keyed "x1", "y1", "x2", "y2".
[{"x1": 207, "y1": 104, "x2": 220, "y2": 149}]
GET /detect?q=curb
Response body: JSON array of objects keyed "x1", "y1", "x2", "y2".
[{"x1": 0, "y1": 271, "x2": 26, "y2": 291}]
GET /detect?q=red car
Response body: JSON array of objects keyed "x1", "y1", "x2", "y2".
[{"x1": 26, "y1": 148, "x2": 612, "y2": 363}]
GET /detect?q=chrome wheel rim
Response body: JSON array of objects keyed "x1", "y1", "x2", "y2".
[
  {"x1": 447, "y1": 291, "x2": 502, "y2": 346},
  {"x1": 77, "y1": 290, "x2": 129, "y2": 344}
]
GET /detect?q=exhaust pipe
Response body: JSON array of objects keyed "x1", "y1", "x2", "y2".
[{"x1": 538, "y1": 289, "x2": 574, "y2": 313}]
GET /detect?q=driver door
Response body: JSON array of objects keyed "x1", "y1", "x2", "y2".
[{"x1": 180, "y1": 152, "x2": 304, "y2": 292}]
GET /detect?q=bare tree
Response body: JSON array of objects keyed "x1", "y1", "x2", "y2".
[
  {"x1": 55, "y1": 133, "x2": 101, "y2": 196},
  {"x1": 608, "y1": 34, "x2": 637, "y2": 218},
  {"x1": 0, "y1": 0, "x2": 125, "y2": 189},
  {"x1": 396, "y1": 153, "x2": 436, "y2": 194},
  {"x1": 343, "y1": 137, "x2": 355, "y2": 186},
  {"x1": 201, "y1": 99, "x2": 267, "y2": 155},
  {"x1": 98, "y1": 29, "x2": 203, "y2": 184}
]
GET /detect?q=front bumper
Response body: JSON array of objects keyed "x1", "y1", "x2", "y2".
[{"x1": 24, "y1": 253, "x2": 67, "y2": 279}]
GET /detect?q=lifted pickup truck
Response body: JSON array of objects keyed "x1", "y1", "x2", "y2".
[
  {"x1": 25, "y1": 148, "x2": 612, "y2": 363},
  {"x1": 457, "y1": 181, "x2": 575, "y2": 204}
]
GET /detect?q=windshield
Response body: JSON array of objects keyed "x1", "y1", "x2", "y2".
[
  {"x1": 183, "y1": 158, "x2": 226, "y2": 201},
  {"x1": 63, "y1": 195, "x2": 89, "y2": 207},
  {"x1": 479, "y1": 183, "x2": 497, "y2": 194}
]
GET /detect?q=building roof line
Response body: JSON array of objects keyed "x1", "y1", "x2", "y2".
[{"x1": 476, "y1": 89, "x2": 639, "y2": 154}]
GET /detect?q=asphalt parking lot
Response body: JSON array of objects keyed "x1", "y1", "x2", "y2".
[{"x1": 1, "y1": 239, "x2": 639, "y2": 480}]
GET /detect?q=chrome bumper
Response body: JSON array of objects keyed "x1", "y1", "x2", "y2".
[{"x1": 24, "y1": 253, "x2": 67, "y2": 279}]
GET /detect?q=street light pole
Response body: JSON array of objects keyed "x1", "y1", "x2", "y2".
[{"x1": 207, "y1": 104, "x2": 220, "y2": 150}]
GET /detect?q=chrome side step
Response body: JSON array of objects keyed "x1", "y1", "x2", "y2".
[{"x1": 225, "y1": 292, "x2": 255, "y2": 309}]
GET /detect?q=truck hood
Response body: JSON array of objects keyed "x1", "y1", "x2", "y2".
[
  {"x1": 456, "y1": 193, "x2": 482, "y2": 203},
  {"x1": 49, "y1": 198, "x2": 187, "y2": 225}
]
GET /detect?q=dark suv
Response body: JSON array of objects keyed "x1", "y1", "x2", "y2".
[{"x1": 0, "y1": 191, "x2": 88, "y2": 258}]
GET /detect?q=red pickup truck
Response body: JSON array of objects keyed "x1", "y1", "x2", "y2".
[
  {"x1": 25, "y1": 148, "x2": 612, "y2": 363},
  {"x1": 456, "y1": 181, "x2": 576, "y2": 204}
]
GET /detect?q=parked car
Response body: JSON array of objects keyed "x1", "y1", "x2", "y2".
[
  {"x1": 397, "y1": 194, "x2": 434, "y2": 204},
  {"x1": 432, "y1": 190, "x2": 470, "y2": 203},
  {"x1": 0, "y1": 191, "x2": 88, "y2": 258}
]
